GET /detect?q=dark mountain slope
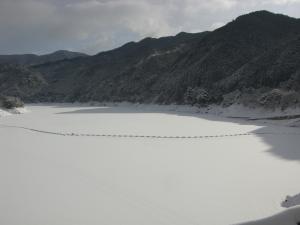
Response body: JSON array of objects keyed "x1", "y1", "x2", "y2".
[
  {"x1": 176, "y1": 11, "x2": 300, "y2": 89},
  {"x1": 219, "y1": 36, "x2": 300, "y2": 90},
  {"x1": 34, "y1": 31, "x2": 209, "y2": 102},
  {"x1": 0, "y1": 50, "x2": 87, "y2": 66},
  {"x1": 1, "y1": 10, "x2": 300, "y2": 109},
  {"x1": 217, "y1": 35, "x2": 300, "y2": 109},
  {"x1": 0, "y1": 64, "x2": 46, "y2": 101}
]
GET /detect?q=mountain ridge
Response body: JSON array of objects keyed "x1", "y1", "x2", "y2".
[
  {"x1": 1, "y1": 10, "x2": 300, "y2": 110},
  {"x1": 0, "y1": 50, "x2": 88, "y2": 66}
]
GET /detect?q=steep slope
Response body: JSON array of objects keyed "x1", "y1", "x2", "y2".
[
  {"x1": 218, "y1": 35, "x2": 300, "y2": 109},
  {"x1": 34, "y1": 31, "x2": 209, "y2": 102},
  {"x1": 0, "y1": 50, "x2": 87, "y2": 66},
  {"x1": 176, "y1": 11, "x2": 300, "y2": 91},
  {"x1": 172, "y1": 10, "x2": 300, "y2": 107}
]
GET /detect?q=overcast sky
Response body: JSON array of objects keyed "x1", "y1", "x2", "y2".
[{"x1": 0, "y1": 0, "x2": 300, "y2": 55}]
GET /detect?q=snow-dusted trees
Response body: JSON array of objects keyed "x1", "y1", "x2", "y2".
[{"x1": 184, "y1": 87, "x2": 210, "y2": 106}]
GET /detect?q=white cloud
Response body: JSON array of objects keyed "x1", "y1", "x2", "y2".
[
  {"x1": 263, "y1": 0, "x2": 300, "y2": 4},
  {"x1": 0, "y1": 0, "x2": 299, "y2": 54}
]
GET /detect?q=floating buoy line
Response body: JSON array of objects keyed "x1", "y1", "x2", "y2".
[{"x1": 1, "y1": 124, "x2": 300, "y2": 139}]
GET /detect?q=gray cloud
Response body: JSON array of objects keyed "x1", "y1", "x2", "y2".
[{"x1": 0, "y1": 0, "x2": 300, "y2": 55}]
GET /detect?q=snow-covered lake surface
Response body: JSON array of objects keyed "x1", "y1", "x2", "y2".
[{"x1": 1, "y1": 104, "x2": 300, "y2": 225}]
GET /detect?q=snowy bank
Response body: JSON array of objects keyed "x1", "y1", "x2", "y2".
[
  {"x1": 86, "y1": 101, "x2": 300, "y2": 127},
  {"x1": 0, "y1": 107, "x2": 28, "y2": 117},
  {"x1": 0, "y1": 108, "x2": 11, "y2": 117},
  {"x1": 28, "y1": 101, "x2": 300, "y2": 119},
  {"x1": 282, "y1": 193, "x2": 300, "y2": 208},
  {"x1": 238, "y1": 206, "x2": 300, "y2": 225},
  {"x1": 77, "y1": 101, "x2": 300, "y2": 116}
]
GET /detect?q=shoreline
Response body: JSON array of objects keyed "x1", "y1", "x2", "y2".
[
  {"x1": 20, "y1": 102, "x2": 300, "y2": 128},
  {"x1": 2, "y1": 102, "x2": 300, "y2": 128}
]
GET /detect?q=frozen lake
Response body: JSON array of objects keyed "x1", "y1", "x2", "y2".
[{"x1": 1, "y1": 104, "x2": 300, "y2": 225}]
